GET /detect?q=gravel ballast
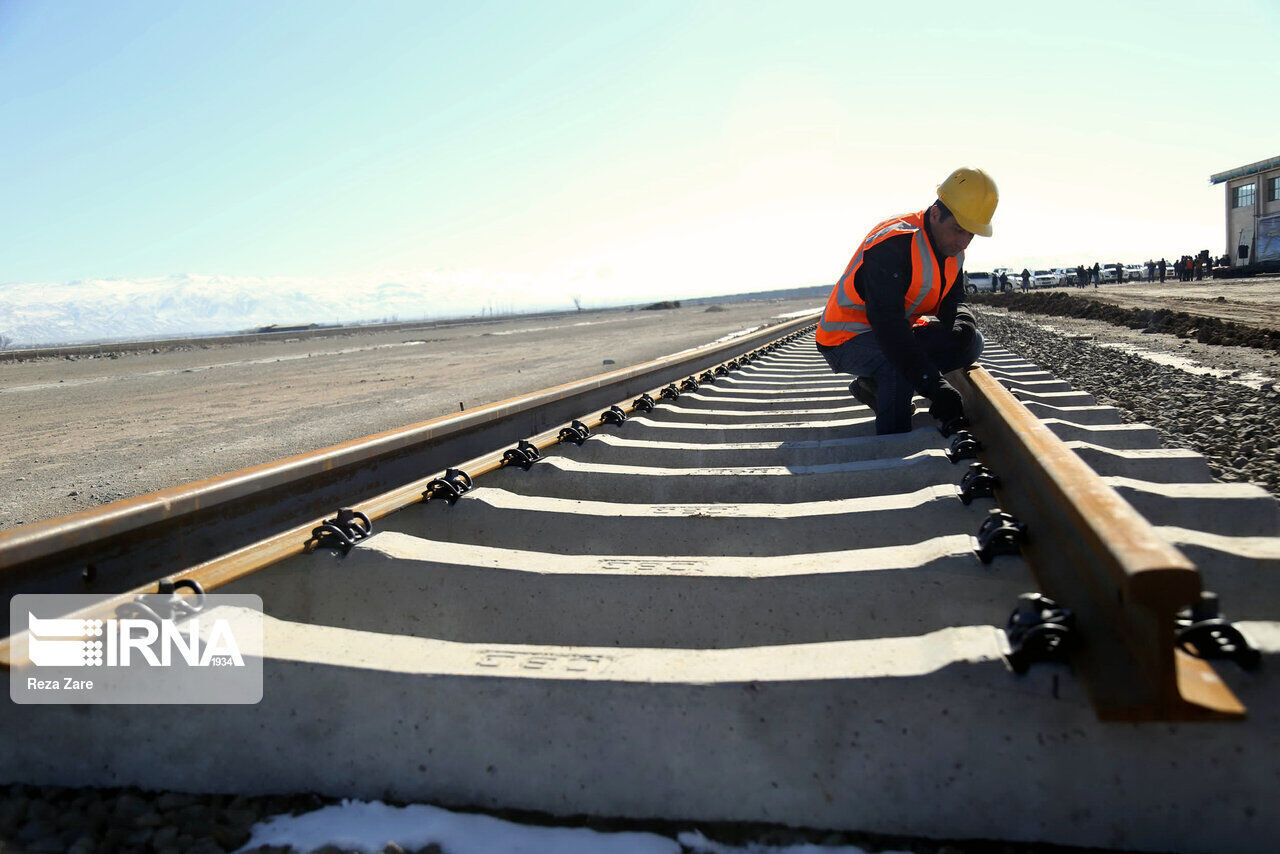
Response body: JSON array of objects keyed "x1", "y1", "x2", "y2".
[
  {"x1": 970, "y1": 290, "x2": 1280, "y2": 351},
  {"x1": 975, "y1": 307, "x2": 1280, "y2": 497}
]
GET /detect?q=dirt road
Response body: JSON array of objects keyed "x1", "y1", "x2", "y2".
[{"x1": 0, "y1": 300, "x2": 821, "y2": 530}]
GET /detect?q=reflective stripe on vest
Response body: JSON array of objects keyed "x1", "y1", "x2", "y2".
[{"x1": 816, "y1": 210, "x2": 962, "y2": 348}]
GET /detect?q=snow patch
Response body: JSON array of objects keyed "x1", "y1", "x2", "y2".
[
  {"x1": 236, "y1": 800, "x2": 896, "y2": 854},
  {"x1": 679, "y1": 830, "x2": 890, "y2": 853},
  {"x1": 237, "y1": 800, "x2": 678, "y2": 854}
]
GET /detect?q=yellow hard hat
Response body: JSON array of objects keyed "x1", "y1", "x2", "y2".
[{"x1": 937, "y1": 167, "x2": 998, "y2": 237}]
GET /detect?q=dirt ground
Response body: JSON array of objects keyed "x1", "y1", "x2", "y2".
[
  {"x1": 1036, "y1": 274, "x2": 1280, "y2": 329},
  {"x1": 0, "y1": 300, "x2": 820, "y2": 531},
  {"x1": 7, "y1": 277, "x2": 1279, "y2": 533},
  {"x1": 1007, "y1": 309, "x2": 1280, "y2": 387}
]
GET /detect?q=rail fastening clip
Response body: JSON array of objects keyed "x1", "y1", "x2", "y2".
[
  {"x1": 558, "y1": 420, "x2": 592, "y2": 445},
  {"x1": 959, "y1": 463, "x2": 1000, "y2": 505},
  {"x1": 938, "y1": 415, "x2": 970, "y2": 438},
  {"x1": 502, "y1": 440, "x2": 541, "y2": 471},
  {"x1": 975, "y1": 508, "x2": 1026, "y2": 563},
  {"x1": 311, "y1": 507, "x2": 374, "y2": 551},
  {"x1": 945, "y1": 429, "x2": 983, "y2": 464},
  {"x1": 600, "y1": 405, "x2": 628, "y2": 426},
  {"x1": 425, "y1": 469, "x2": 473, "y2": 505},
  {"x1": 117, "y1": 578, "x2": 206, "y2": 623},
  {"x1": 632, "y1": 393, "x2": 656, "y2": 413},
  {"x1": 1004, "y1": 592, "x2": 1076, "y2": 674},
  {"x1": 1175, "y1": 591, "x2": 1261, "y2": 670}
]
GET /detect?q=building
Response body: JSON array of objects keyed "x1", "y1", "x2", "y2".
[{"x1": 1209, "y1": 155, "x2": 1280, "y2": 267}]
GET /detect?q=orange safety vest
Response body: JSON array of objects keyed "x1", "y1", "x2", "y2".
[{"x1": 816, "y1": 210, "x2": 963, "y2": 348}]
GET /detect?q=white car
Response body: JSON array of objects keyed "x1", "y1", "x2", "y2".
[
  {"x1": 1051, "y1": 267, "x2": 1078, "y2": 286},
  {"x1": 965, "y1": 271, "x2": 996, "y2": 293},
  {"x1": 1033, "y1": 269, "x2": 1056, "y2": 288},
  {"x1": 1125, "y1": 265, "x2": 1146, "y2": 282}
]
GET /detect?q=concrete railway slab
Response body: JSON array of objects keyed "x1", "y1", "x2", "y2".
[
  {"x1": 4, "y1": 326, "x2": 1280, "y2": 853},
  {"x1": 4, "y1": 610, "x2": 1279, "y2": 854}
]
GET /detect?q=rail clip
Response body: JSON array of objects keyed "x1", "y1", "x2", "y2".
[
  {"x1": 945, "y1": 429, "x2": 983, "y2": 464},
  {"x1": 425, "y1": 469, "x2": 473, "y2": 505},
  {"x1": 632, "y1": 393, "x2": 656, "y2": 412},
  {"x1": 1004, "y1": 593, "x2": 1075, "y2": 673},
  {"x1": 558, "y1": 420, "x2": 592, "y2": 445},
  {"x1": 601, "y1": 405, "x2": 628, "y2": 426},
  {"x1": 502, "y1": 440, "x2": 541, "y2": 471},
  {"x1": 959, "y1": 463, "x2": 1000, "y2": 505},
  {"x1": 311, "y1": 508, "x2": 374, "y2": 551},
  {"x1": 659, "y1": 384, "x2": 681, "y2": 401},
  {"x1": 975, "y1": 509, "x2": 1026, "y2": 563},
  {"x1": 1176, "y1": 591, "x2": 1261, "y2": 670},
  {"x1": 117, "y1": 578, "x2": 206, "y2": 623},
  {"x1": 938, "y1": 415, "x2": 969, "y2": 438}
]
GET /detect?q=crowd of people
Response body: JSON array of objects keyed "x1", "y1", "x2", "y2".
[{"x1": 982, "y1": 250, "x2": 1226, "y2": 292}]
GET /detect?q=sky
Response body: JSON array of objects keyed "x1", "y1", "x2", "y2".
[{"x1": 2, "y1": 0, "x2": 1278, "y2": 315}]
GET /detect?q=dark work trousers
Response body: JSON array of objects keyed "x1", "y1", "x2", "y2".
[{"x1": 819, "y1": 321, "x2": 984, "y2": 434}]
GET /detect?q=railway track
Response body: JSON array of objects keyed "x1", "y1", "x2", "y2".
[{"x1": 3, "y1": 311, "x2": 1279, "y2": 852}]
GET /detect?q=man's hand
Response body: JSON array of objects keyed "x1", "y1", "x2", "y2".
[
  {"x1": 927, "y1": 378, "x2": 964, "y2": 424},
  {"x1": 951, "y1": 307, "x2": 978, "y2": 343}
]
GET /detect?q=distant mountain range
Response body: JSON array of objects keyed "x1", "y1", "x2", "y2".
[
  {"x1": 0, "y1": 275, "x2": 830, "y2": 348},
  {"x1": 0, "y1": 273, "x2": 570, "y2": 347}
]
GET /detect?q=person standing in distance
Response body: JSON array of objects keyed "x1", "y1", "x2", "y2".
[{"x1": 815, "y1": 167, "x2": 997, "y2": 435}]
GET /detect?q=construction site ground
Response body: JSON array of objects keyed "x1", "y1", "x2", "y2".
[
  {"x1": 0, "y1": 300, "x2": 818, "y2": 531},
  {"x1": 984, "y1": 275, "x2": 1280, "y2": 386},
  {"x1": 1044, "y1": 274, "x2": 1280, "y2": 329},
  {"x1": 5, "y1": 278, "x2": 1280, "y2": 532}
]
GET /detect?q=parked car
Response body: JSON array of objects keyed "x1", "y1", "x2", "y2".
[
  {"x1": 1033, "y1": 269, "x2": 1056, "y2": 288},
  {"x1": 1051, "y1": 267, "x2": 1078, "y2": 286},
  {"x1": 1098, "y1": 265, "x2": 1121, "y2": 282},
  {"x1": 1125, "y1": 265, "x2": 1146, "y2": 282},
  {"x1": 965, "y1": 271, "x2": 996, "y2": 293}
]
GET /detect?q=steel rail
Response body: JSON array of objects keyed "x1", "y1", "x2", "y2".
[
  {"x1": 2, "y1": 320, "x2": 1249, "y2": 723},
  {"x1": 953, "y1": 364, "x2": 1245, "y2": 720},
  {"x1": 0, "y1": 313, "x2": 818, "y2": 636},
  {"x1": 0, "y1": 342, "x2": 817, "y2": 667}
]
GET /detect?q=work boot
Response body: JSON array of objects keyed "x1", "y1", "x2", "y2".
[{"x1": 849, "y1": 376, "x2": 878, "y2": 412}]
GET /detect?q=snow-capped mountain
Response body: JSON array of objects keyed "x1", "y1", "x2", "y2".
[{"x1": 0, "y1": 272, "x2": 583, "y2": 347}]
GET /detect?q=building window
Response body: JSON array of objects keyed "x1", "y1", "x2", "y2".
[
  {"x1": 1233, "y1": 183, "x2": 1256, "y2": 208},
  {"x1": 1268, "y1": 176, "x2": 1280, "y2": 202}
]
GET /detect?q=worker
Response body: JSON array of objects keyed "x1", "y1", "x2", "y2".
[{"x1": 816, "y1": 167, "x2": 997, "y2": 435}]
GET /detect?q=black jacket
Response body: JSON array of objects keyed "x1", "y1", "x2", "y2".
[{"x1": 849, "y1": 218, "x2": 969, "y2": 394}]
